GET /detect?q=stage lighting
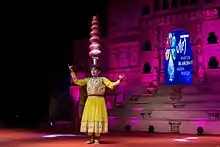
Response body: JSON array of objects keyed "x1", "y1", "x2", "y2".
[
  {"x1": 148, "y1": 125, "x2": 155, "y2": 133},
  {"x1": 197, "y1": 127, "x2": 204, "y2": 135},
  {"x1": 124, "y1": 125, "x2": 131, "y2": 132}
]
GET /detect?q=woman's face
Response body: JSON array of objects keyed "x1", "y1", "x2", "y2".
[{"x1": 91, "y1": 67, "x2": 100, "y2": 77}]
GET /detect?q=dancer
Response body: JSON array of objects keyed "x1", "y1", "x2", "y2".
[{"x1": 69, "y1": 64, "x2": 124, "y2": 144}]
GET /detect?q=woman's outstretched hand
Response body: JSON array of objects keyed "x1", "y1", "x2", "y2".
[
  {"x1": 68, "y1": 64, "x2": 74, "y2": 72},
  {"x1": 68, "y1": 64, "x2": 77, "y2": 81},
  {"x1": 119, "y1": 74, "x2": 124, "y2": 81}
]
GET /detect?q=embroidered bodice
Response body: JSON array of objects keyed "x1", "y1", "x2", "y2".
[{"x1": 87, "y1": 77, "x2": 106, "y2": 96}]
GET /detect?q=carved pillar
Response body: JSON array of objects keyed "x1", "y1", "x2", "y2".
[
  {"x1": 152, "y1": 67, "x2": 159, "y2": 88},
  {"x1": 146, "y1": 57, "x2": 159, "y2": 94},
  {"x1": 153, "y1": 46, "x2": 159, "y2": 83},
  {"x1": 198, "y1": 64, "x2": 205, "y2": 83},
  {"x1": 160, "y1": 50, "x2": 164, "y2": 73},
  {"x1": 196, "y1": 21, "x2": 204, "y2": 82},
  {"x1": 155, "y1": 25, "x2": 161, "y2": 83}
]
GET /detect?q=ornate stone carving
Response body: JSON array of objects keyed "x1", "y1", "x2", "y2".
[
  {"x1": 196, "y1": 23, "x2": 201, "y2": 35},
  {"x1": 203, "y1": 9, "x2": 219, "y2": 20},
  {"x1": 195, "y1": 21, "x2": 204, "y2": 78},
  {"x1": 190, "y1": 11, "x2": 197, "y2": 20},
  {"x1": 147, "y1": 111, "x2": 152, "y2": 118},
  {"x1": 169, "y1": 121, "x2": 182, "y2": 133},
  {"x1": 140, "y1": 111, "x2": 152, "y2": 118},
  {"x1": 146, "y1": 67, "x2": 159, "y2": 93},
  {"x1": 148, "y1": 25, "x2": 160, "y2": 92},
  {"x1": 111, "y1": 35, "x2": 138, "y2": 44},
  {"x1": 116, "y1": 101, "x2": 124, "y2": 108},
  {"x1": 129, "y1": 95, "x2": 139, "y2": 101},
  {"x1": 110, "y1": 49, "x2": 119, "y2": 68},
  {"x1": 198, "y1": 64, "x2": 205, "y2": 83},
  {"x1": 119, "y1": 49, "x2": 129, "y2": 67},
  {"x1": 172, "y1": 102, "x2": 185, "y2": 108},
  {"x1": 170, "y1": 87, "x2": 185, "y2": 108},
  {"x1": 110, "y1": 45, "x2": 139, "y2": 69},
  {"x1": 207, "y1": 112, "x2": 220, "y2": 120},
  {"x1": 140, "y1": 111, "x2": 146, "y2": 118},
  {"x1": 129, "y1": 47, "x2": 139, "y2": 67}
]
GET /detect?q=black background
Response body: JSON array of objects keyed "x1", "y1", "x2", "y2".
[{"x1": 1, "y1": 1, "x2": 107, "y2": 127}]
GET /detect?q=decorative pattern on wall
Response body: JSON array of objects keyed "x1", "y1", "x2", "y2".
[
  {"x1": 207, "y1": 112, "x2": 220, "y2": 120},
  {"x1": 140, "y1": 111, "x2": 152, "y2": 119},
  {"x1": 110, "y1": 45, "x2": 139, "y2": 69},
  {"x1": 169, "y1": 121, "x2": 182, "y2": 133}
]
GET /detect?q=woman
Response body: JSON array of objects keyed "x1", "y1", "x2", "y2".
[{"x1": 69, "y1": 65, "x2": 124, "y2": 144}]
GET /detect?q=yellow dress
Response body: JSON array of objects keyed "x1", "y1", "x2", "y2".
[{"x1": 75, "y1": 77, "x2": 120, "y2": 134}]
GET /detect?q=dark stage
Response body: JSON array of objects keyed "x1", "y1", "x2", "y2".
[{"x1": 0, "y1": 129, "x2": 219, "y2": 147}]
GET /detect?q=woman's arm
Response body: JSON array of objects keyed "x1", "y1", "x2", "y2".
[
  {"x1": 102, "y1": 75, "x2": 124, "y2": 89},
  {"x1": 68, "y1": 64, "x2": 88, "y2": 86},
  {"x1": 71, "y1": 71, "x2": 88, "y2": 86}
]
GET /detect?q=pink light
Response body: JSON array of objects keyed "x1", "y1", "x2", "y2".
[
  {"x1": 174, "y1": 137, "x2": 199, "y2": 142},
  {"x1": 185, "y1": 137, "x2": 198, "y2": 140},
  {"x1": 132, "y1": 108, "x2": 143, "y2": 111},
  {"x1": 174, "y1": 139, "x2": 189, "y2": 142},
  {"x1": 128, "y1": 117, "x2": 141, "y2": 125},
  {"x1": 70, "y1": 86, "x2": 80, "y2": 103}
]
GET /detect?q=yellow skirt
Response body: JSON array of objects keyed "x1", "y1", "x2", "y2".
[{"x1": 80, "y1": 96, "x2": 108, "y2": 133}]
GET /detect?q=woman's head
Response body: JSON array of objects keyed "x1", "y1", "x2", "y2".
[{"x1": 90, "y1": 65, "x2": 100, "y2": 77}]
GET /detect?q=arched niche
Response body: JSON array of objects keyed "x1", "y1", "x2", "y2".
[
  {"x1": 143, "y1": 62, "x2": 151, "y2": 73},
  {"x1": 208, "y1": 56, "x2": 219, "y2": 69},
  {"x1": 207, "y1": 32, "x2": 218, "y2": 44},
  {"x1": 141, "y1": 6, "x2": 150, "y2": 15},
  {"x1": 143, "y1": 40, "x2": 152, "y2": 51}
]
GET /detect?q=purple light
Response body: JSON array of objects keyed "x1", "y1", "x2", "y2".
[{"x1": 42, "y1": 134, "x2": 83, "y2": 138}]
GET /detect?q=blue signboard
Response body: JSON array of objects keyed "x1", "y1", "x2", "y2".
[{"x1": 164, "y1": 30, "x2": 193, "y2": 85}]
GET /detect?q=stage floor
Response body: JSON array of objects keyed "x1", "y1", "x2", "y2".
[{"x1": 0, "y1": 129, "x2": 219, "y2": 147}]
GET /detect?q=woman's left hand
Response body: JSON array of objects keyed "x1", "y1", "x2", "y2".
[{"x1": 119, "y1": 74, "x2": 124, "y2": 80}]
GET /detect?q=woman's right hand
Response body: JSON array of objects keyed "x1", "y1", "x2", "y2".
[
  {"x1": 68, "y1": 64, "x2": 74, "y2": 72},
  {"x1": 68, "y1": 64, "x2": 77, "y2": 81}
]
